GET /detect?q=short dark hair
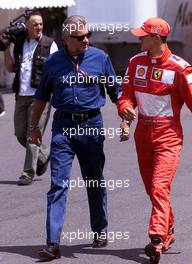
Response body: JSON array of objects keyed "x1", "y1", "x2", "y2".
[
  {"x1": 160, "y1": 36, "x2": 167, "y2": 43},
  {"x1": 25, "y1": 10, "x2": 43, "y2": 21},
  {"x1": 62, "y1": 15, "x2": 87, "y2": 37}
]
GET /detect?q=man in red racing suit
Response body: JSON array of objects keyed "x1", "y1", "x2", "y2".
[{"x1": 118, "y1": 17, "x2": 192, "y2": 263}]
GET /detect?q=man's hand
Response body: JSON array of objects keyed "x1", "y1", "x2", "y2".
[
  {"x1": 4, "y1": 47, "x2": 14, "y2": 73},
  {"x1": 28, "y1": 128, "x2": 42, "y2": 147},
  {"x1": 120, "y1": 121, "x2": 130, "y2": 142},
  {"x1": 29, "y1": 100, "x2": 47, "y2": 146},
  {"x1": 123, "y1": 107, "x2": 136, "y2": 121}
]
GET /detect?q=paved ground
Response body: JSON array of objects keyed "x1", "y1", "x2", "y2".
[{"x1": 0, "y1": 93, "x2": 192, "y2": 264}]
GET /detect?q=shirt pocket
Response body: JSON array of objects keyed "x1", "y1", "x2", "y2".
[{"x1": 80, "y1": 71, "x2": 104, "y2": 95}]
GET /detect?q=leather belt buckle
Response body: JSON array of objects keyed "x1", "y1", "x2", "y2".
[{"x1": 72, "y1": 113, "x2": 88, "y2": 121}]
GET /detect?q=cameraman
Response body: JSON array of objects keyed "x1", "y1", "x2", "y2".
[{"x1": 4, "y1": 11, "x2": 58, "y2": 185}]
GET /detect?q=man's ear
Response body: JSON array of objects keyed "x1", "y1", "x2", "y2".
[{"x1": 155, "y1": 35, "x2": 162, "y2": 42}]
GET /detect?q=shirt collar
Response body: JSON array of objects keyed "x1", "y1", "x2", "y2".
[{"x1": 27, "y1": 33, "x2": 42, "y2": 43}]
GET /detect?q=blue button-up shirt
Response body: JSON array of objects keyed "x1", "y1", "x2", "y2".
[{"x1": 35, "y1": 46, "x2": 120, "y2": 113}]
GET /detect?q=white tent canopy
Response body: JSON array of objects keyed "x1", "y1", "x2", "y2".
[{"x1": 0, "y1": 0, "x2": 75, "y2": 9}]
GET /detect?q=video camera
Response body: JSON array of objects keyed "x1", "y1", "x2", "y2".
[{"x1": 0, "y1": 10, "x2": 34, "y2": 51}]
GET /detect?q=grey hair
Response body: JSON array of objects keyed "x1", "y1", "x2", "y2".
[{"x1": 62, "y1": 15, "x2": 88, "y2": 37}]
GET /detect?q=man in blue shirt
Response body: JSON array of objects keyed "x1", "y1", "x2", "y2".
[{"x1": 29, "y1": 15, "x2": 119, "y2": 260}]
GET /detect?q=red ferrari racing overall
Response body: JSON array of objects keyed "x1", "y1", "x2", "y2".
[{"x1": 118, "y1": 45, "x2": 192, "y2": 241}]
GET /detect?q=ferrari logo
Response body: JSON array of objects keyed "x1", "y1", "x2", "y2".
[
  {"x1": 154, "y1": 70, "x2": 162, "y2": 80},
  {"x1": 151, "y1": 68, "x2": 163, "y2": 81}
]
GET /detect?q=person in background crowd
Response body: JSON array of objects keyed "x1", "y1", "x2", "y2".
[
  {"x1": 4, "y1": 10, "x2": 58, "y2": 185},
  {"x1": 0, "y1": 93, "x2": 5, "y2": 117}
]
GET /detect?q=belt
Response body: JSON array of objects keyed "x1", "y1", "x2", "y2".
[
  {"x1": 138, "y1": 115, "x2": 180, "y2": 124},
  {"x1": 55, "y1": 109, "x2": 100, "y2": 121}
]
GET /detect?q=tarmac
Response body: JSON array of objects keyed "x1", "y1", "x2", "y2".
[{"x1": 0, "y1": 93, "x2": 192, "y2": 264}]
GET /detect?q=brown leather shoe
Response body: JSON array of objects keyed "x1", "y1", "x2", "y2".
[{"x1": 38, "y1": 244, "x2": 61, "y2": 260}]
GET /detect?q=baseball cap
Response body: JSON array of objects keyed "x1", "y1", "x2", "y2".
[{"x1": 131, "y1": 17, "x2": 170, "y2": 37}]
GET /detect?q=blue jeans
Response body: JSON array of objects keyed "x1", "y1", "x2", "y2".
[{"x1": 46, "y1": 111, "x2": 108, "y2": 244}]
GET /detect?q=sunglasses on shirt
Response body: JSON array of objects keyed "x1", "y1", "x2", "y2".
[{"x1": 69, "y1": 32, "x2": 92, "y2": 41}]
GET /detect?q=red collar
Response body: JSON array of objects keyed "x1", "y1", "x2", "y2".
[{"x1": 148, "y1": 44, "x2": 172, "y2": 64}]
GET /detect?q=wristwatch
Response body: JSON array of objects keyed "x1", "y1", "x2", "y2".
[
  {"x1": 122, "y1": 119, "x2": 132, "y2": 126},
  {"x1": 29, "y1": 126, "x2": 40, "y2": 132}
]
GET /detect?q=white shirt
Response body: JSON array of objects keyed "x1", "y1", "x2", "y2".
[{"x1": 19, "y1": 36, "x2": 58, "y2": 96}]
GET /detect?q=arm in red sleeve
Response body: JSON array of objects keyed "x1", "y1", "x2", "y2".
[
  {"x1": 117, "y1": 62, "x2": 137, "y2": 118},
  {"x1": 177, "y1": 66, "x2": 192, "y2": 111}
]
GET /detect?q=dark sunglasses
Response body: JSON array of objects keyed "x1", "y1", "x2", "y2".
[{"x1": 70, "y1": 32, "x2": 92, "y2": 41}]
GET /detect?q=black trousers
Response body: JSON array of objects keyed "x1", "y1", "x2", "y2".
[{"x1": 0, "y1": 93, "x2": 5, "y2": 112}]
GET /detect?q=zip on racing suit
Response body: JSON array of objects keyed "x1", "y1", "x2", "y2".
[{"x1": 118, "y1": 44, "x2": 192, "y2": 241}]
